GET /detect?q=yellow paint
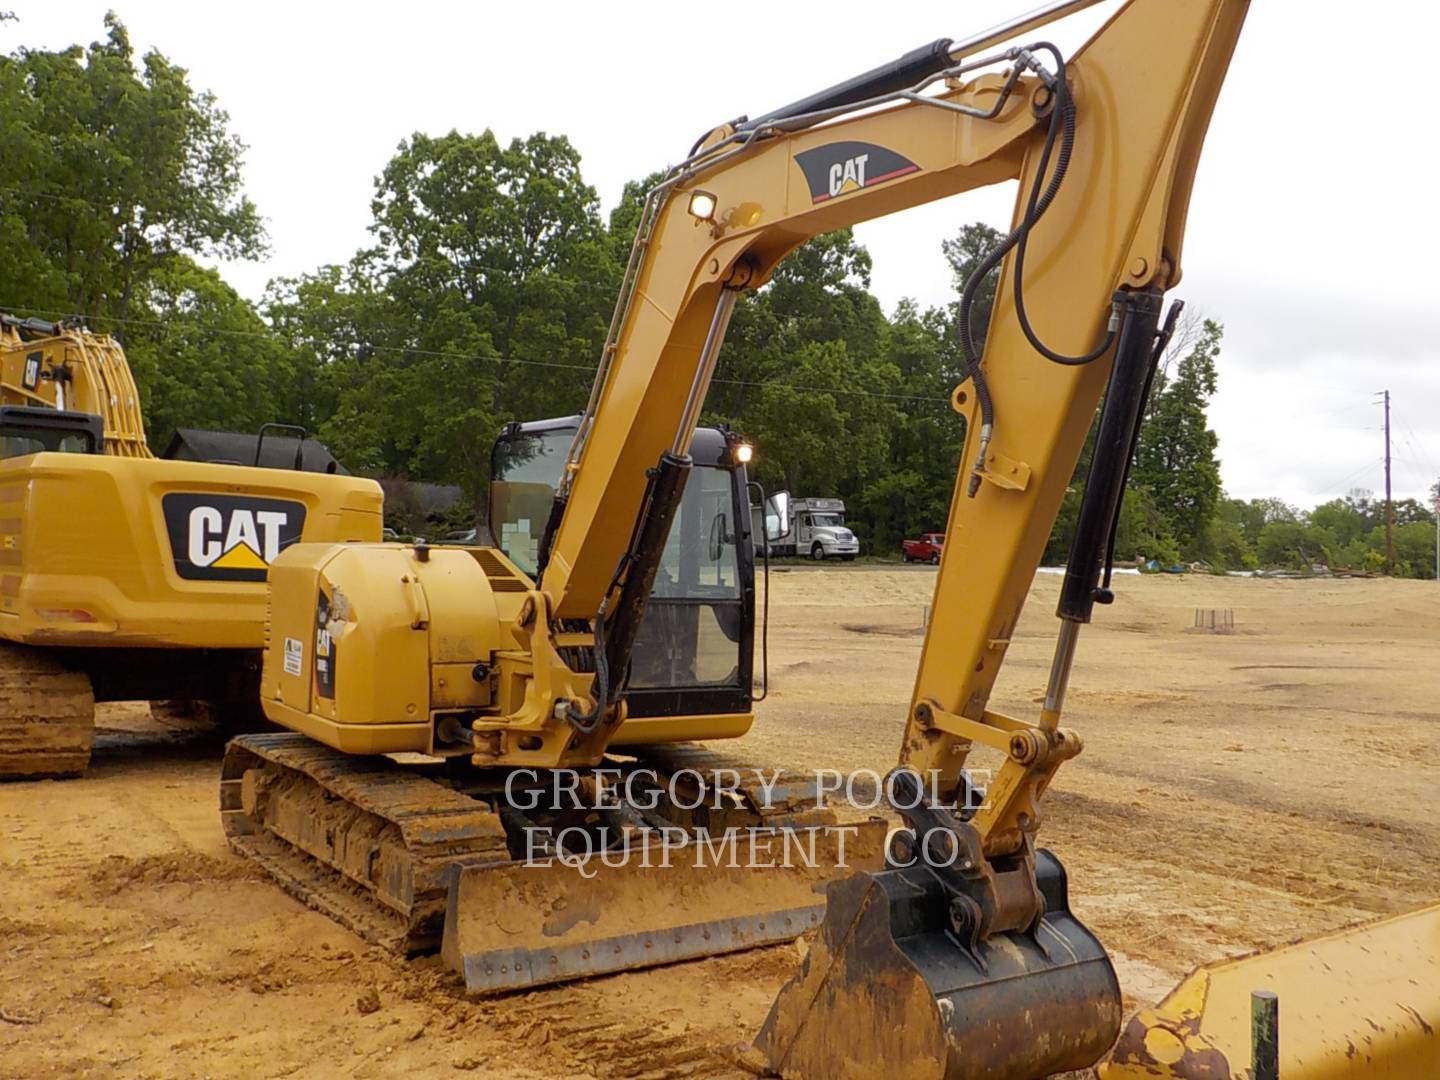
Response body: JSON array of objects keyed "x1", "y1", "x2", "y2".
[
  {"x1": 0, "y1": 453, "x2": 380, "y2": 649},
  {"x1": 1143, "y1": 1026, "x2": 1188, "y2": 1065},
  {"x1": 1103, "y1": 904, "x2": 1440, "y2": 1078},
  {"x1": 0, "y1": 319, "x2": 152, "y2": 457},
  {"x1": 211, "y1": 543, "x2": 268, "y2": 571}
]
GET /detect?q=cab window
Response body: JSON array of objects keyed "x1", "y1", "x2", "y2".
[
  {"x1": 489, "y1": 428, "x2": 573, "y2": 575},
  {"x1": 0, "y1": 429, "x2": 97, "y2": 459}
]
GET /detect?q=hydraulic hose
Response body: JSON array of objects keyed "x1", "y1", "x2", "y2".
[{"x1": 955, "y1": 43, "x2": 1120, "y2": 495}]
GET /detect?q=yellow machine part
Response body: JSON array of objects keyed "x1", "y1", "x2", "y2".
[
  {"x1": 0, "y1": 453, "x2": 381, "y2": 649},
  {"x1": 261, "y1": 541, "x2": 753, "y2": 757},
  {"x1": 441, "y1": 823, "x2": 887, "y2": 994},
  {"x1": 1, "y1": 320, "x2": 151, "y2": 457},
  {"x1": 1102, "y1": 904, "x2": 1440, "y2": 1078}
]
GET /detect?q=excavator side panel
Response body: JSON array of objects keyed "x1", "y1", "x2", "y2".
[
  {"x1": 0, "y1": 453, "x2": 381, "y2": 650},
  {"x1": 0, "y1": 454, "x2": 380, "y2": 780}
]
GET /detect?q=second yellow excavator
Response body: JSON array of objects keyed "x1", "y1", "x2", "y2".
[
  {"x1": 220, "y1": 0, "x2": 1440, "y2": 1075},
  {"x1": 0, "y1": 314, "x2": 381, "y2": 778}
]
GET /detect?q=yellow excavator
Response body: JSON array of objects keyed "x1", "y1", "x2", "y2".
[
  {"x1": 220, "y1": 0, "x2": 1440, "y2": 1075},
  {"x1": 0, "y1": 314, "x2": 381, "y2": 778}
]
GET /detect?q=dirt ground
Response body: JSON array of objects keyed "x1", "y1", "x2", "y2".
[{"x1": 2, "y1": 569, "x2": 1438, "y2": 1078}]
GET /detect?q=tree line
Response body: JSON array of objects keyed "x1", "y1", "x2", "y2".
[{"x1": 2, "y1": 20, "x2": 1435, "y2": 577}]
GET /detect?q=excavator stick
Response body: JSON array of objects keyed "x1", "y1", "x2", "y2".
[
  {"x1": 754, "y1": 849, "x2": 1120, "y2": 1080},
  {"x1": 1102, "y1": 903, "x2": 1440, "y2": 1079}
]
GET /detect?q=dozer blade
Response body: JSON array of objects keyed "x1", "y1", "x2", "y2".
[
  {"x1": 754, "y1": 849, "x2": 1121, "y2": 1080},
  {"x1": 441, "y1": 820, "x2": 888, "y2": 994},
  {"x1": 1102, "y1": 903, "x2": 1440, "y2": 1079}
]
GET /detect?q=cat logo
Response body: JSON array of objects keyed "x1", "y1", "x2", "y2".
[
  {"x1": 162, "y1": 493, "x2": 307, "y2": 582},
  {"x1": 314, "y1": 587, "x2": 337, "y2": 698},
  {"x1": 794, "y1": 141, "x2": 920, "y2": 204}
]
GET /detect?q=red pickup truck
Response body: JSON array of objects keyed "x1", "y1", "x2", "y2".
[{"x1": 902, "y1": 532, "x2": 944, "y2": 564}]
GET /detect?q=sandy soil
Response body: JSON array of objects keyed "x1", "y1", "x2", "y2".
[{"x1": 2, "y1": 570, "x2": 1437, "y2": 1078}]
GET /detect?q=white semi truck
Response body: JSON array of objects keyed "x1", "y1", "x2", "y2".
[{"x1": 760, "y1": 495, "x2": 859, "y2": 560}]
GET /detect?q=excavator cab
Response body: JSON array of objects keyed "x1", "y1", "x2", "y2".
[
  {"x1": 0, "y1": 405, "x2": 103, "y2": 459},
  {"x1": 489, "y1": 416, "x2": 756, "y2": 723}
]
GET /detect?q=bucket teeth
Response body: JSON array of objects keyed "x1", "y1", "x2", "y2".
[{"x1": 222, "y1": 733, "x2": 889, "y2": 991}]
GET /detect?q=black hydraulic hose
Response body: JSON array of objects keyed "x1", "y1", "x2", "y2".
[
  {"x1": 533, "y1": 493, "x2": 568, "y2": 582},
  {"x1": 1097, "y1": 299, "x2": 1183, "y2": 592},
  {"x1": 1009, "y1": 48, "x2": 1115, "y2": 367},
  {"x1": 955, "y1": 45, "x2": 1069, "y2": 367},
  {"x1": 567, "y1": 608, "x2": 609, "y2": 735},
  {"x1": 954, "y1": 43, "x2": 1121, "y2": 495}
]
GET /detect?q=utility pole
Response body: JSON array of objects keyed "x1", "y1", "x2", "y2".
[
  {"x1": 1433, "y1": 477, "x2": 1439, "y2": 583},
  {"x1": 1383, "y1": 389, "x2": 1394, "y2": 574}
]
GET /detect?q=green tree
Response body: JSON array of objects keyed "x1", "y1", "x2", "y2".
[
  {"x1": 268, "y1": 130, "x2": 619, "y2": 508},
  {"x1": 124, "y1": 257, "x2": 286, "y2": 448},
  {"x1": 1201, "y1": 515, "x2": 1255, "y2": 570},
  {"x1": 710, "y1": 229, "x2": 899, "y2": 506},
  {"x1": 0, "y1": 16, "x2": 263, "y2": 331},
  {"x1": 1257, "y1": 520, "x2": 1316, "y2": 569},
  {"x1": 1310, "y1": 495, "x2": 1374, "y2": 548},
  {"x1": 1133, "y1": 319, "x2": 1223, "y2": 553},
  {"x1": 1393, "y1": 524, "x2": 1440, "y2": 584},
  {"x1": 1114, "y1": 485, "x2": 1181, "y2": 566},
  {"x1": 263, "y1": 261, "x2": 398, "y2": 460},
  {"x1": 854, "y1": 300, "x2": 966, "y2": 548},
  {"x1": 606, "y1": 169, "x2": 667, "y2": 263},
  {"x1": 941, "y1": 221, "x2": 1005, "y2": 355}
]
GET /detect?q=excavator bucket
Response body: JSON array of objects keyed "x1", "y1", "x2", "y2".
[
  {"x1": 754, "y1": 849, "x2": 1121, "y2": 1080},
  {"x1": 441, "y1": 819, "x2": 888, "y2": 994},
  {"x1": 1102, "y1": 903, "x2": 1440, "y2": 1078}
]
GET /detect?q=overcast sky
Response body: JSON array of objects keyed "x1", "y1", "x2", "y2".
[{"x1": 12, "y1": 1, "x2": 1440, "y2": 508}]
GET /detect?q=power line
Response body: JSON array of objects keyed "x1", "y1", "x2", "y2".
[
  {"x1": 1395, "y1": 411, "x2": 1439, "y2": 477},
  {"x1": 1314, "y1": 457, "x2": 1380, "y2": 498},
  {"x1": 1393, "y1": 455, "x2": 1438, "y2": 494}
]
